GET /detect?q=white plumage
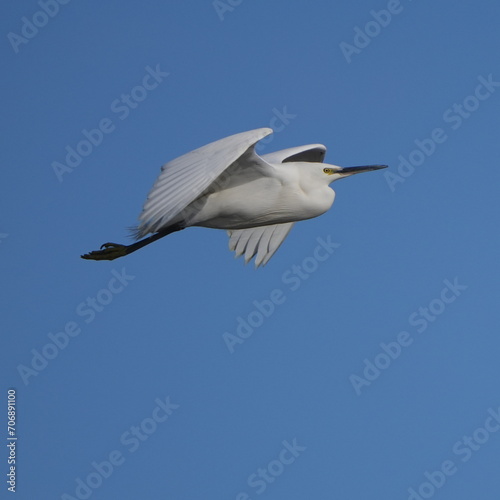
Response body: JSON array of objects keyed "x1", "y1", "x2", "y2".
[
  {"x1": 137, "y1": 128, "x2": 274, "y2": 237},
  {"x1": 227, "y1": 222, "x2": 295, "y2": 268},
  {"x1": 82, "y1": 127, "x2": 386, "y2": 266}
]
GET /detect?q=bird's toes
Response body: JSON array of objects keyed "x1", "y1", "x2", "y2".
[{"x1": 81, "y1": 243, "x2": 127, "y2": 261}]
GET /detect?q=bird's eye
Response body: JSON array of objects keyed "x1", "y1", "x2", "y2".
[{"x1": 323, "y1": 168, "x2": 333, "y2": 174}]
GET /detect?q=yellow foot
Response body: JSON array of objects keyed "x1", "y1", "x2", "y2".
[{"x1": 81, "y1": 242, "x2": 128, "y2": 261}]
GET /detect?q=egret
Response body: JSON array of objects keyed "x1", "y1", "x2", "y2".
[{"x1": 81, "y1": 127, "x2": 386, "y2": 267}]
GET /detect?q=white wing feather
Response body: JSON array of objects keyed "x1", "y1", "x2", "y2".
[
  {"x1": 136, "y1": 128, "x2": 273, "y2": 238},
  {"x1": 228, "y1": 223, "x2": 295, "y2": 267}
]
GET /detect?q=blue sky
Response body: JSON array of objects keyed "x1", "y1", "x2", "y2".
[{"x1": 1, "y1": 1, "x2": 500, "y2": 499}]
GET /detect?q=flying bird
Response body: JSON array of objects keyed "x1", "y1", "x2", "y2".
[{"x1": 82, "y1": 127, "x2": 386, "y2": 267}]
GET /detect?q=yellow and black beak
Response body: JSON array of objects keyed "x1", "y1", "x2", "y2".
[{"x1": 339, "y1": 164, "x2": 388, "y2": 175}]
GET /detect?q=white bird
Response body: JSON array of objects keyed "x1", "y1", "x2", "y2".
[{"x1": 82, "y1": 127, "x2": 386, "y2": 267}]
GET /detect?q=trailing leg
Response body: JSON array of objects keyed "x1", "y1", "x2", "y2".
[{"x1": 81, "y1": 223, "x2": 184, "y2": 261}]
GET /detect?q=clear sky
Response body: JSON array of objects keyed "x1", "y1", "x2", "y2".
[{"x1": 2, "y1": 1, "x2": 500, "y2": 499}]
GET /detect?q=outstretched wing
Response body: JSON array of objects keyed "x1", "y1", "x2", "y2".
[
  {"x1": 261, "y1": 144, "x2": 326, "y2": 164},
  {"x1": 227, "y1": 222, "x2": 295, "y2": 268},
  {"x1": 136, "y1": 128, "x2": 273, "y2": 238}
]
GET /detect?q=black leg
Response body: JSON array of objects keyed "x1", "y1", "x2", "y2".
[{"x1": 81, "y1": 223, "x2": 184, "y2": 261}]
